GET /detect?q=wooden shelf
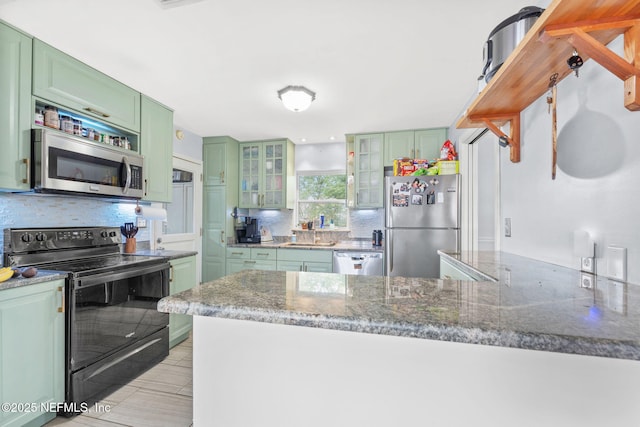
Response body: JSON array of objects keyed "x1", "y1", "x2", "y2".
[{"x1": 456, "y1": 0, "x2": 640, "y2": 162}]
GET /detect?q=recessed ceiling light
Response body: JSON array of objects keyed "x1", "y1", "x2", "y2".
[
  {"x1": 301, "y1": 138, "x2": 307, "y2": 143},
  {"x1": 329, "y1": 136, "x2": 336, "y2": 141}
]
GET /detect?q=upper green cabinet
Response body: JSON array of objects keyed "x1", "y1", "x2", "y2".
[
  {"x1": 32, "y1": 39, "x2": 141, "y2": 132},
  {"x1": 354, "y1": 133, "x2": 383, "y2": 208},
  {"x1": 239, "y1": 139, "x2": 294, "y2": 209},
  {"x1": 383, "y1": 128, "x2": 448, "y2": 166},
  {"x1": 140, "y1": 95, "x2": 173, "y2": 203},
  {"x1": 0, "y1": 22, "x2": 32, "y2": 191}
]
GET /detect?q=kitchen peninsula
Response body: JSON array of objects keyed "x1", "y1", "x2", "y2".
[{"x1": 159, "y1": 253, "x2": 640, "y2": 427}]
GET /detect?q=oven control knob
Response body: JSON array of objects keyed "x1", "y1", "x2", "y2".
[
  {"x1": 100, "y1": 230, "x2": 109, "y2": 238},
  {"x1": 35, "y1": 233, "x2": 47, "y2": 242},
  {"x1": 109, "y1": 231, "x2": 117, "y2": 238},
  {"x1": 21, "y1": 233, "x2": 34, "y2": 243}
]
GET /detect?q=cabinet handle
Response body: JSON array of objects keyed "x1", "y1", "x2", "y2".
[
  {"x1": 444, "y1": 274, "x2": 452, "y2": 280},
  {"x1": 170, "y1": 265, "x2": 174, "y2": 282},
  {"x1": 144, "y1": 179, "x2": 148, "y2": 196},
  {"x1": 57, "y1": 286, "x2": 65, "y2": 313},
  {"x1": 244, "y1": 260, "x2": 256, "y2": 264},
  {"x1": 220, "y1": 170, "x2": 225, "y2": 183},
  {"x1": 416, "y1": 149, "x2": 420, "y2": 158},
  {"x1": 256, "y1": 253, "x2": 269, "y2": 257},
  {"x1": 221, "y1": 231, "x2": 225, "y2": 244},
  {"x1": 410, "y1": 149, "x2": 415, "y2": 158},
  {"x1": 299, "y1": 265, "x2": 303, "y2": 271},
  {"x1": 231, "y1": 252, "x2": 244, "y2": 255},
  {"x1": 356, "y1": 192, "x2": 359, "y2": 205},
  {"x1": 304, "y1": 265, "x2": 308, "y2": 272},
  {"x1": 83, "y1": 107, "x2": 110, "y2": 118},
  {"x1": 22, "y1": 158, "x2": 29, "y2": 184}
]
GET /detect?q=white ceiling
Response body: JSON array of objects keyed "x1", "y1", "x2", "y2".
[{"x1": 1, "y1": 0, "x2": 528, "y2": 144}]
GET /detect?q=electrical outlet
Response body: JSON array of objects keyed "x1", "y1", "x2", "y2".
[
  {"x1": 581, "y1": 257, "x2": 595, "y2": 274},
  {"x1": 505, "y1": 218, "x2": 511, "y2": 237},
  {"x1": 580, "y1": 273, "x2": 594, "y2": 289},
  {"x1": 504, "y1": 268, "x2": 511, "y2": 287},
  {"x1": 136, "y1": 217, "x2": 147, "y2": 228}
]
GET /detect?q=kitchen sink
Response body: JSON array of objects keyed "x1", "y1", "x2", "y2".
[{"x1": 284, "y1": 241, "x2": 336, "y2": 247}]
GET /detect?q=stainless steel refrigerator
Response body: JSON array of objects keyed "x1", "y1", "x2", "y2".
[{"x1": 384, "y1": 174, "x2": 460, "y2": 278}]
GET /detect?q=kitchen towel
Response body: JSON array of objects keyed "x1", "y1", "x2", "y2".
[{"x1": 135, "y1": 206, "x2": 167, "y2": 220}]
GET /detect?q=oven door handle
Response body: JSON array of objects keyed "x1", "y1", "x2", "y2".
[
  {"x1": 122, "y1": 156, "x2": 132, "y2": 194},
  {"x1": 79, "y1": 263, "x2": 170, "y2": 288}
]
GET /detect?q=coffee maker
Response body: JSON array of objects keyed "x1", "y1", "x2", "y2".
[{"x1": 236, "y1": 216, "x2": 261, "y2": 244}]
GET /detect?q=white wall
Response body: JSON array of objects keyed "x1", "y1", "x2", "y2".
[
  {"x1": 173, "y1": 125, "x2": 202, "y2": 161},
  {"x1": 499, "y1": 36, "x2": 640, "y2": 283}
]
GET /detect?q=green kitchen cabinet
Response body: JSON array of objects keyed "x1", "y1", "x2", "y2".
[
  {"x1": 203, "y1": 186, "x2": 227, "y2": 282},
  {"x1": 383, "y1": 130, "x2": 415, "y2": 165},
  {"x1": 0, "y1": 279, "x2": 65, "y2": 427},
  {"x1": 202, "y1": 136, "x2": 239, "y2": 282},
  {"x1": 0, "y1": 22, "x2": 32, "y2": 191},
  {"x1": 169, "y1": 256, "x2": 197, "y2": 348},
  {"x1": 439, "y1": 258, "x2": 480, "y2": 281},
  {"x1": 383, "y1": 128, "x2": 448, "y2": 166},
  {"x1": 226, "y1": 247, "x2": 277, "y2": 273},
  {"x1": 238, "y1": 139, "x2": 295, "y2": 209},
  {"x1": 140, "y1": 95, "x2": 173, "y2": 203},
  {"x1": 354, "y1": 133, "x2": 384, "y2": 208},
  {"x1": 414, "y1": 128, "x2": 448, "y2": 162},
  {"x1": 32, "y1": 39, "x2": 141, "y2": 132},
  {"x1": 277, "y1": 249, "x2": 333, "y2": 272}
]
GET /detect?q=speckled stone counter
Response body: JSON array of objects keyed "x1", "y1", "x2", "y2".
[
  {"x1": 0, "y1": 270, "x2": 68, "y2": 291},
  {"x1": 159, "y1": 252, "x2": 640, "y2": 361},
  {"x1": 133, "y1": 249, "x2": 198, "y2": 260},
  {"x1": 227, "y1": 240, "x2": 383, "y2": 252}
]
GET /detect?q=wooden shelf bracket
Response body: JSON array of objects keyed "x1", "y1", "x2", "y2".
[
  {"x1": 541, "y1": 16, "x2": 640, "y2": 110},
  {"x1": 470, "y1": 113, "x2": 521, "y2": 163}
]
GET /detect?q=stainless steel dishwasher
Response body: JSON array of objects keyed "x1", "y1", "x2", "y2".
[{"x1": 333, "y1": 251, "x2": 384, "y2": 276}]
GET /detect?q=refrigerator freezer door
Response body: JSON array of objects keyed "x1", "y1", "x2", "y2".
[
  {"x1": 385, "y1": 228, "x2": 460, "y2": 278},
  {"x1": 385, "y1": 174, "x2": 460, "y2": 229}
]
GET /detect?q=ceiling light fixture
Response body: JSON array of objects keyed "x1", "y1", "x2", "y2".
[{"x1": 277, "y1": 85, "x2": 316, "y2": 112}]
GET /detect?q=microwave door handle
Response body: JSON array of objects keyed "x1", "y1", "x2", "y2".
[{"x1": 122, "y1": 156, "x2": 132, "y2": 194}]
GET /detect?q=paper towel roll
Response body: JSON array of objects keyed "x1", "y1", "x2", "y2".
[
  {"x1": 135, "y1": 205, "x2": 167, "y2": 220},
  {"x1": 573, "y1": 230, "x2": 594, "y2": 257}
]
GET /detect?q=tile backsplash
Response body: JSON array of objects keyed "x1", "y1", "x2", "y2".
[
  {"x1": 0, "y1": 193, "x2": 149, "y2": 260},
  {"x1": 249, "y1": 208, "x2": 384, "y2": 239}
]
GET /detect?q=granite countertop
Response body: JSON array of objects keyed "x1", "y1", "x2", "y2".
[
  {"x1": 228, "y1": 240, "x2": 383, "y2": 252},
  {"x1": 133, "y1": 249, "x2": 198, "y2": 260},
  {"x1": 0, "y1": 270, "x2": 68, "y2": 292},
  {"x1": 159, "y1": 251, "x2": 640, "y2": 361}
]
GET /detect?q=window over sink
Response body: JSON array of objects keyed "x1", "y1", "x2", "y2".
[{"x1": 297, "y1": 171, "x2": 347, "y2": 228}]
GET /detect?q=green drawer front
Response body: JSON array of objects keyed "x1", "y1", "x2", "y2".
[
  {"x1": 277, "y1": 249, "x2": 332, "y2": 263},
  {"x1": 226, "y1": 247, "x2": 251, "y2": 259},
  {"x1": 251, "y1": 248, "x2": 277, "y2": 261}
]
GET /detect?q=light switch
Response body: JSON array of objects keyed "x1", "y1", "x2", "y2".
[{"x1": 606, "y1": 246, "x2": 627, "y2": 282}]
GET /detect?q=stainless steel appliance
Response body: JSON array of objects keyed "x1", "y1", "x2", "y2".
[
  {"x1": 333, "y1": 252, "x2": 384, "y2": 276},
  {"x1": 385, "y1": 174, "x2": 460, "y2": 278},
  {"x1": 3, "y1": 227, "x2": 170, "y2": 413},
  {"x1": 32, "y1": 129, "x2": 144, "y2": 199},
  {"x1": 480, "y1": 6, "x2": 544, "y2": 83},
  {"x1": 236, "y1": 217, "x2": 261, "y2": 243}
]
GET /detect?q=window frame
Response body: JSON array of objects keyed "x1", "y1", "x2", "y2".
[{"x1": 296, "y1": 169, "x2": 348, "y2": 228}]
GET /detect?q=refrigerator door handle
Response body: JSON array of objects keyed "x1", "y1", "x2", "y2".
[
  {"x1": 387, "y1": 180, "x2": 393, "y2": 229},
  {"x1": 388, "y1": 231, "x2": 393, "y2": 273}
]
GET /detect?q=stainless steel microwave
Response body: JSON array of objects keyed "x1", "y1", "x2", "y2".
[{"x1": 32, "y1": 129, "x2": 144, "y2": 199}]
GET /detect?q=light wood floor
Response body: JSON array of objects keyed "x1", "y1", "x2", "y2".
[{"x1": 46, "y1": 335, "x2": 193, "y2": 427}]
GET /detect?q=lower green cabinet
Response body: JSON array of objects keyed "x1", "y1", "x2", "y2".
[
  {"x1": 225, "y1": 248, "x2": 277, "y2": 273},
  {"x1": 169, "y1": 256, "x2": 197, "y2": 348},
  {"x1": 276, "y1": 249, "x2": 333, "y2": 272},
  {"x1": 0, "y1": 279, "x2": 65, "y2": 427},
  {"x1": 439, "y1": 258, "x2": 479, "y2": 281}
]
